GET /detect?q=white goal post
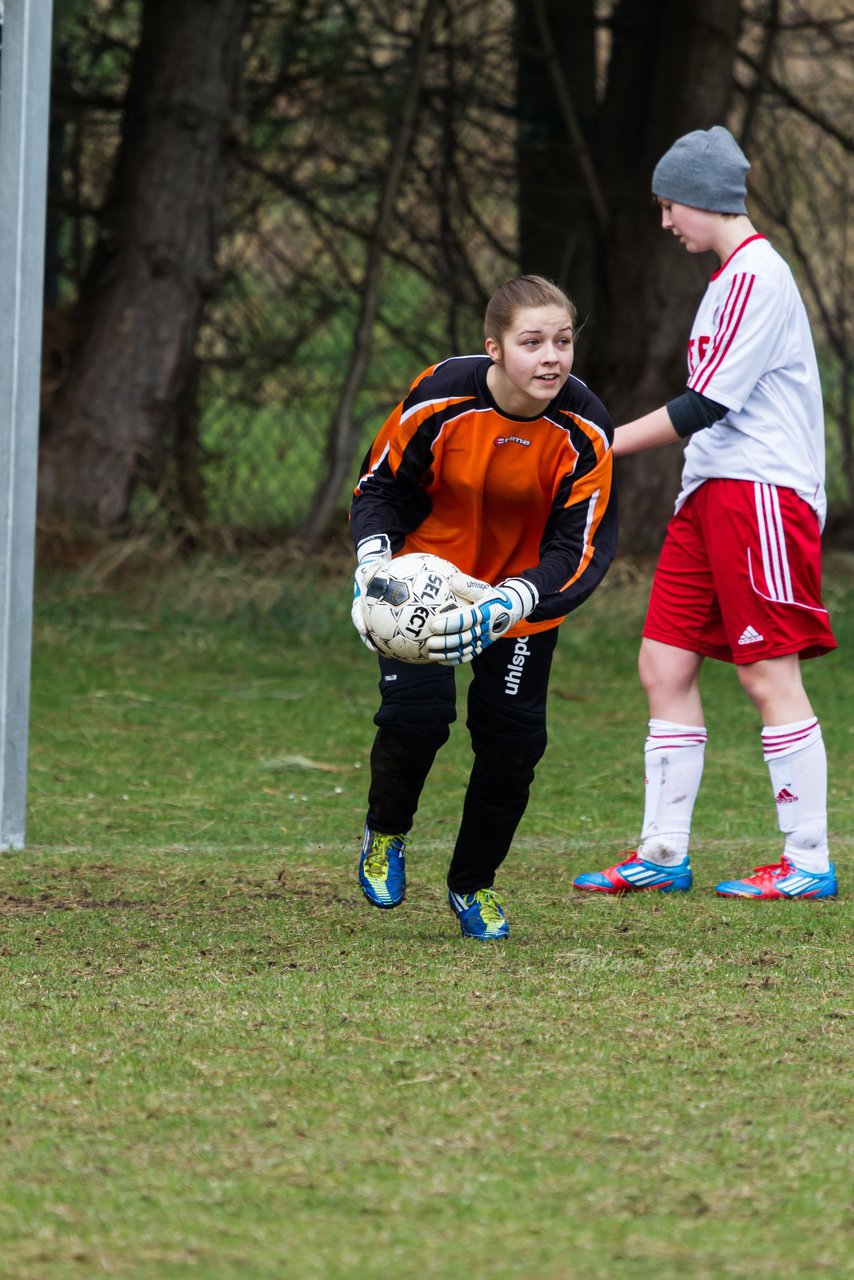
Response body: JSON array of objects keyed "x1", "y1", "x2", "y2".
[{"x1": 0, "y1": 0, "x2": 54, "y2": 849}]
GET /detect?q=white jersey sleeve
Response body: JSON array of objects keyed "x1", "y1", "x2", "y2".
[
  {"x1": 687, "y1": 266, "x2": 781, "y2": 410},
  {"x1": 676, "y1": 235, "x2": 827, "y2": 528}
]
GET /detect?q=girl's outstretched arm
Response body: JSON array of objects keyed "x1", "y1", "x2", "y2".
[{"x1": 612, "y1": 406, "x2": 680, "y2": 457}]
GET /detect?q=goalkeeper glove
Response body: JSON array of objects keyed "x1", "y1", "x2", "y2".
[
  {"x1": 351, "y1": 533, "x2": 392, "y2": 652},
  {"x1": 425, "y1": 575, "x2": 539, "y2": 665}
]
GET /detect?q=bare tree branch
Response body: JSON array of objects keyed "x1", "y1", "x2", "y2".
[
  {"x1": 300, "y1": 0, "x2": 443, "y2": 545},
  {"x1": 530, "y1": 0, "x2": 609, "y2": 230},
  {"x1": 736, "y1": 47, "x2": 854, "y2": 152},
  {"x1": 740, "y1": 0, "x2": 781, "y2": 151}
]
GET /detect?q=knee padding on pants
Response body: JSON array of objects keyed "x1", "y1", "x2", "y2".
[
  {"x1": 468, "y1": 743, "x2": 543, "y2": 792},
  {"x1": 374, "y1": 665, "x2": 456, "y2": 735},
  {"x1": 467, "y1": 686, "x2": 547, "y2": 761}
]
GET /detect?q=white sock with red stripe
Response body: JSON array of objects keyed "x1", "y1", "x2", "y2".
[
  {"x1": 638, "y1": 720, "x2": 707, "y2": 866},
  {"x1": 762, "y1": 718, "x2": 830, "y2": 874}
]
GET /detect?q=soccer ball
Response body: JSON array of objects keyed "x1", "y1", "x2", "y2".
[{"x1": 363, "y1": 552, "x2": 463, "y2": 664}]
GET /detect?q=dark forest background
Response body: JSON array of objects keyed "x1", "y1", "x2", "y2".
[{"x1": 36, "y1": 0, "x2": 853, "y2": 554}]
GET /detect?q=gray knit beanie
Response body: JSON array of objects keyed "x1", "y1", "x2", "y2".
[{"x1": 652, "y1": 125, "x2": 750, "y2": 214}]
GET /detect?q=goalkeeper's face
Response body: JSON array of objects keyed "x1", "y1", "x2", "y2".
[{"x1": 485, "y1": 305, "x2": 575, "y2": 418}]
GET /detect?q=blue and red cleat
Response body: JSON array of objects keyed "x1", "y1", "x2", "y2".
[
  {"x1": 573, "y1": 851, "x2": 692, "y2": 894},
  {"x1": 715, "y1": 857, "x2": 837, "y2": 899}
]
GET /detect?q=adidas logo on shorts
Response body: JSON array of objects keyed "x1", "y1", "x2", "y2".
[{"x1": 738, "y1": 625, "x2": 764, "y2": 645}]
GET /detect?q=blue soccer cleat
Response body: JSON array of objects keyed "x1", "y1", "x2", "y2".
[
  {"x1": 715, "y1": 857, "x2": 838, "y2": 899},
  {"x1": 573, "y1": 850, "x2": 693, "y2": 894},
  {"x1": 359, "y1": 827, "x2": 406, "y2": 908},
  {"x1": 448, "y1": 888, "x2": 509, "y2": 940}
]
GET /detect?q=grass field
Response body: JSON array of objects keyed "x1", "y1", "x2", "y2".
[{"x1": 1, "y1": 547, "x2": 852, "y2": 1279}]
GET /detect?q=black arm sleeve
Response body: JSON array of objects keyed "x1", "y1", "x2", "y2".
[{"x1": 666, "y1": 388, "x2": 729, "y2": 438}]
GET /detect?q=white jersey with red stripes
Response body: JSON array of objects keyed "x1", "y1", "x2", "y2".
[{"x1": 676, "y1": 234, "x2": 827, "y2": 528}]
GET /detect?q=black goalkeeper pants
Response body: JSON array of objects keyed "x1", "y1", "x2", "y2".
[{"x1": 365, "y1": 628, "x2": 559, "y2": 894}]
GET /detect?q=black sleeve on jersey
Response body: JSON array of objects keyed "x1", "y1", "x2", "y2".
[
  {"x1": 525, "y1": 472, "x2": 619, "y2": 623},
  {"x1": 349, "y1": 440, "x2": 433, "y2": 553},
  {"x1": 350, "y1": 357, "x2": 485, "y2": 552},
  {"x1": 523, "y1": 384, "x2": 619, "y2": 623},
  {"x1": 667, "y1": 389, "x2": 728, "y2": 437}
]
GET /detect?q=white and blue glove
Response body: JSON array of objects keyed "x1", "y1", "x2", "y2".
[
  {"x1": 351, "y1": 533, "x2": 392, "y2": 651},
  {"x1": 425, "y1": 575, "x2": 539, "y2": 665}
]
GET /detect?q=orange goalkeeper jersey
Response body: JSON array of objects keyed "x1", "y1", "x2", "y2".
[{"x1": 350, "y1": 355, "x2": 617, "y2": 636}]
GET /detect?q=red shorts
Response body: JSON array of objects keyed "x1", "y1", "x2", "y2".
[{"x1": 643, "y1": 479, "x2": 836, "y2": 665}]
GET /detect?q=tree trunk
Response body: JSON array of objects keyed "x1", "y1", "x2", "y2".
[
  {"x1": 594, "y1": 0, "x2": 742, "y2": 550},
  {"x1": 516, "y1": 0, "x2": 600, "y2": 323},
  {"x1": 517, "y1": 0, "x2": 742, "y2": 551},
  {"x1": 38, "y1": 0, "x2": 247, "y2": 527}
]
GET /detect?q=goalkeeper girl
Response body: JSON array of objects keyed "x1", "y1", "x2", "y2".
[{"x1": 349, "y1": 275, "x2": 617, "y2": 939}]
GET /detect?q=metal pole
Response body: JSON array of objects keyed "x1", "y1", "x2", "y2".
[{"x1": 0, "y1": 0, "x2": 54, "y2": 850}]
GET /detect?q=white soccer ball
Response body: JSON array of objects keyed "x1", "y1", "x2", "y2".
[{"x1": 363, "y1": 552, "x2": 463, "y2": 664}]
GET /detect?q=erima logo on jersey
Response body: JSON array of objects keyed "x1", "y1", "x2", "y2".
[
  {"x1": 494, "y1": 435, "x2": 531, "y2": 447},
  {"x1": 738, "y1": 625, "x2": 764, "y2": 645}
]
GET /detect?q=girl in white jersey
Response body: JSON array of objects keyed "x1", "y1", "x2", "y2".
[{"x1": 573, "y1": 125, "x2": 838, "y2": 900}]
